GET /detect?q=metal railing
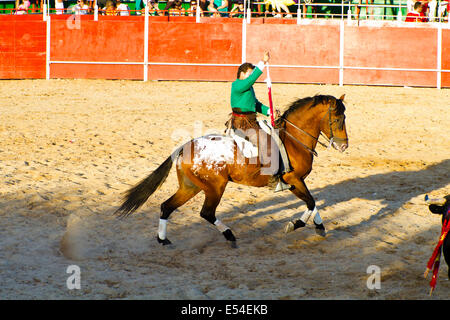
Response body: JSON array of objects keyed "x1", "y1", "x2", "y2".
[
  {"x1": 35, "y1": 5, "x2": 449, "y2": 88},
  {"x1": 2, "y1": 4, "x2": 448, "y2": 87},
  {"x1": 1, "y1": 0, "x2": 448, "y2": 22}
]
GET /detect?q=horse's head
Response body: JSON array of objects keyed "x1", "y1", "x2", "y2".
[
  {"x1": 427, "y1": 195, "x2": 450, "y2": 225},
  {"x1": 277, "y1": 94, "x2": 349, "y2": 155},
  {"x1": 319, "y1": 94, "x2": 348, "y2": 152}
]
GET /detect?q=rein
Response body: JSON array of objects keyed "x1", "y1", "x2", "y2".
[
  {"x1": 277, "y1": 104, "x2": 347, "y2": 156},
  {"x1": 282, "y1": 117, "x2": 329, "y2": 149},
  {"x1": 282, "y1": 128, "x2": 319, "y2": 157}
]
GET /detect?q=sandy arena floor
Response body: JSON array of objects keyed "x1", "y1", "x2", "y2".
[{"x1": 0, "y1": 79, "x2": 449, "y2": 299}]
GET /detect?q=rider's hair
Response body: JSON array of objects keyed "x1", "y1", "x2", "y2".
[
  {"x1": 414, "y1": 1, "x2": 422, "y2": 9},
  {"x1": 237, "y1": 62, "x2": 255, "y2": 79}
]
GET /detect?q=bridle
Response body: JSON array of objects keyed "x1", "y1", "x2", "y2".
[{"x1": 278, "y1": 103, "x2": 348, "y2": 157}]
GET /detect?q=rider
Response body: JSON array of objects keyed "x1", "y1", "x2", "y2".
[
  {"x1": 229, "y1": 51, "x2": 272, "y2": 123},
  {"x1": 226, "y1": 51, "x2": 289, "y2": 190},
  {"x1": 226, "y1": 50, "x2": 271, "y2": 157}
]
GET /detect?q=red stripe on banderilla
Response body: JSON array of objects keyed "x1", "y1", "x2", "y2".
[{"x1": 424, "y1": 218, "x2": 450, "y2": 295}]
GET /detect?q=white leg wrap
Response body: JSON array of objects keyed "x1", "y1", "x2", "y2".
[
  {"x1": 300, "y1": 208, "x2": 312, "y2": 223},
  {"x1": 214, "y1": 219, "x2": 229, "y2": 233},
  {"x1": 158, "y1": 218, "x2": 167, "y2": 240},
  {"x1": 312, "y1": 207, "x2": 323, "y2": 224}
]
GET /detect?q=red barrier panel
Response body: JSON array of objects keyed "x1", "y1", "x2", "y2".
[
  {"x1": 441, "y1": 28, "x2": 450, "y2": 88},
  {"x1": 148, "y1": 21, "x2": 242, "y2": 65},
  {"x1": 1, "y1": 16, "x2": 449, "y2": 88},
  {"x1": 146, "y1": 20, "x2": 241, "y2": 80},
  {"x1": 50, "y1": 16, "x2": 144, "y2": 79},
  {"x1": 246, "y1": 23, "x2": 340, "y2": 84},
  {"x1": 49, "y1": 17, "x2": 242, "y2": 80},
  {"x1": 344, "y1": 25, "x2": 437, "y2": 87},
  {"x1": 0, "y1": 16, "x2": 46, "y2": 79}
]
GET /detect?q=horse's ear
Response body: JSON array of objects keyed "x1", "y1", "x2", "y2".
[{"x1": 339, "y1": 94, "x2": 345, "y2": 101}]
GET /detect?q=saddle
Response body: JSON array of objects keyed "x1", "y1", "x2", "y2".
[
  {"x1": 225, "y1": 118, "x2": 292, "y2": 192},
  {"x1": 226, "y1": 127, "x2": 259, "y2": 158},
  {"x1": 258, "y1": 119, "x2": 291, "y2": 177}
]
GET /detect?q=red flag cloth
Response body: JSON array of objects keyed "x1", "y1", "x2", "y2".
[
  {"x1": 268, "y1": 87, "x2": 275, "y2": 127},
  {"x1": 265, "y1": 64, "x2": 275, "y2": 127}
]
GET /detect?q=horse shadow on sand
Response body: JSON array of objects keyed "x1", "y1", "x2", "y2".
[{"x1": 212, "y1": 158, "x2": 450, "y2": 241}]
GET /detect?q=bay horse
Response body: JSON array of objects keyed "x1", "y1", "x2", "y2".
[{"x1": 115, "y1": 94, "x2": 349, "y2": 248}]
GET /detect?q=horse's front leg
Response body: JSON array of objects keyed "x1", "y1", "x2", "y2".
[{"x1": 282, "y1": 176, "x2": 326, "y2": 237}]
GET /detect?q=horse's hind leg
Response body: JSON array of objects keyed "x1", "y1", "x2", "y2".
[
  {"x1": 197, "y1": 179, "x2": 238, "y2": 248},
  {"x1": 157, "y1": 168, "x2": 200, "y2": 245},
  {"x1": 283, "y1": 176, "x2": 326, "y2": 237}
]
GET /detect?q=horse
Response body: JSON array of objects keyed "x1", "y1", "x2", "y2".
[{"x1": 115, "y1": 94, "x2": 349, "y2": 248}]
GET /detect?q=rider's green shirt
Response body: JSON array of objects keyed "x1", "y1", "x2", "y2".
[{"x1": 231, "y1": 65, "x2": 270, "y2": 116}]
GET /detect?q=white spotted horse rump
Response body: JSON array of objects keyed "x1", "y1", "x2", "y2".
[
  {"x1": 191, "y1": 135, "x2": 236, "y2": 174},
  {"x1": 227, "y1": 129, "x2": 259, "y2": 159}
]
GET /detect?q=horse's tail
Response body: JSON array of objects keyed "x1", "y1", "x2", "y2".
[{"x1": 114, "y1": 145, "x2": 183, "y2": 218}]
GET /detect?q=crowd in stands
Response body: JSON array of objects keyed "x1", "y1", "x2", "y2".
[
  {"x1": 406, "y1": 0, "x2": 449, "y2": 21},
  {"x1": 14, "y1": 0, "x2": 43, "y2": 14},
  {"x1": 12, "y1": 0, "x2": 449, "y2": 21},
  {"x1": 405, "y1": 1, "x2": 428, "y2": 21}
]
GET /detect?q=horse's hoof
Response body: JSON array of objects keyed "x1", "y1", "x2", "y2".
[
  {"x1": 315, "y1": 229, "x2": 326, "y2": 237},
  {"x1": 314, "y1": 224, "x2": 326, "y2": 237},
  {"x1": 284, "y1": 221, "x2": 295, "y2": 233},
  {"x1": 156, "y1": 236, "x2": 172, "y2": 245},
  {"x1": 229, "y1": 241, "x2": 238, "y2": 249},
  {"x1": 222, "y1": 229, "x2": 236, "y2": 242}
]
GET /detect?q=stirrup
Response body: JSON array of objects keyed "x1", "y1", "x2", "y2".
[{"x1": 274, "y1": 178, "x2": 290, "y2": 192}]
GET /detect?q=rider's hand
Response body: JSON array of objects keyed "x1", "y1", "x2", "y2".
[{"x1": 263, "y1": 51, "x2": 270, "y2": 64}]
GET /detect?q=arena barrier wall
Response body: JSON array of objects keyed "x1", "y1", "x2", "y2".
[
  {"x1": 0, "y1": 15, "x2": 46, "y2": 79},
  {"x1": 1, "y1": 14, "x2": 450, "y2": 88}
]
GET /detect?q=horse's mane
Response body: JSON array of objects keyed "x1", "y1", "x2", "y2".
[{"x1": 275, "y1": 94, "x2": 345, "y2": 127}]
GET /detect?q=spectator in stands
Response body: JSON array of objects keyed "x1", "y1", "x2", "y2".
[
  {"x1": 424, "y1": 0, "x2": 437, "y2": 21},
  {"x1": 405, "y1": 1, "x2": 427, "y2": 21},
  {"x1": 97, "y1": 0, "x2": 107, "y2": 10},
  {"x1": 169, "y1": 0, "x2": 185, "y2": 15},
  {"x1": 103, "y1": 0, "x2": 117, "y2": 14},
  {"x1": 187, "y1": 0, "x2": 197, "y2": 16},
  {"x1": 230, "y1": 0, "x2": 244, "y2": 17},
  {"x1": 208, "y1": 0, "x2": 229, "y2": 16},
  {"x1": 143, "y1": 0, "x2": 161, "y2": 15},
  {"x1": 437, "y1": 1, "x2": 449, "y2": 21},
  {"x1": 136, "y1": 0, "x2": 157, "y2": 15},
  {"x1": 27, "y1": 0, "x2": 41, "y2": 13},
  {"x1": 199, "y1": 0, "x2": 208, "y2": 14},
  {"x1": 73, "y1": 0, "x2": 90, "y2": 14},
  {"x1": 164, "y1": 0, "x2": 206, "y2": 16},
  {"x1": 55, "y1": 0, "x2": 64, "y2": 14},
  {"x1": 302, "y1": 0, "x2": 316, "y2": 18},
  {"x1": 355, "y1": 0, "x2": 374, "y2": 20},
  {"x1": 86, "y1": 0, "x2": 94, "y2": 9},
  {"x1": 135, "y1": 0, "x2": 143, "y2": 14},
  {"x1": 116, "y1": 0, "x2": 130, "y2": 15},
  {"x1": 251, "y1": 0, "x2": 263, "y2": 16},
  {"x1": 408, "y1": 0, "x2": 437, "y2": 21},
  {"x1": 15, "y1": 0, "x2": 30, "y2": 14},
  {"x1": 265, "y1": 0, "x2": 293, "y2": 18}
]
